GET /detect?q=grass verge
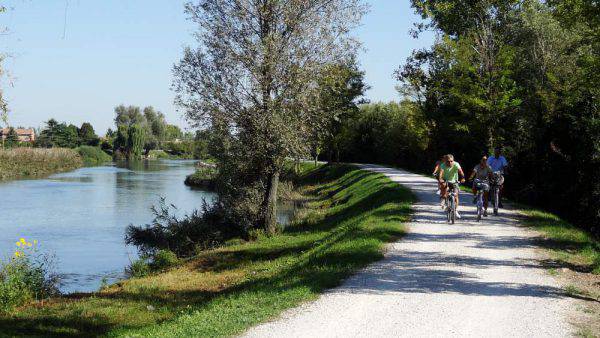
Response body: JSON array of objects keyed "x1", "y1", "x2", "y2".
[
  {"x1": 519, "y1": 208, "x2": 600, "y2": 337},
  {"x1": 0, "y1": 164, "x2": 414, "y2": 337},
  {"x1": 0, "y1": 148, "x2": 83, "y2": 181},
  {"x1": 519, "y1": 209, "x2": 599, "y2": 274}
]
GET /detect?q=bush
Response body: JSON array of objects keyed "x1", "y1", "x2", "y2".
[
  {"x1": 76, "y1": 146, "x2": 112, "y2": 166},
  {"x1": 150, "y1": 250, "x2": 179, "y2": 271},
  {"x1": 162, "y1": 141, "x2": 194, "y2": 159},
  {"x1": 184, "y1": 166, "x2": 217, "y2": 190},
  {"x1": 125, "y1": 249, "x2": 180, "y2": 278},
  {"x1": 147, "y1": 149, "x2": 171, "y2": 160},
  {"x1": 0, "y1": 239, "x2": 58, "y2": 312},
  {"x1": 125, "y1": 198, "x2": 242, "y2": 257},
  {"x1": 126, "y1": 257, "x2": 151, "y2": 278}
]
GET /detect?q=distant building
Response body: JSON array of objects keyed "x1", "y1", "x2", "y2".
[{"x1": 0, "y1": 128, "x2": 36, "y2": 142}]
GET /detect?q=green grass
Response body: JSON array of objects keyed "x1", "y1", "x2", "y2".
[
  {"x1": 520, "y1": 209, "x2": 600, "y2": 274},
  {"x1": 0, "y1": 147, "x2": 83, "y2": 181},
  {"x1": 76, "y1": 146, "x2": 112, "y2": 166},
  {"x1": 0, "y1": 164, "x2": 414, "y2": 337}
]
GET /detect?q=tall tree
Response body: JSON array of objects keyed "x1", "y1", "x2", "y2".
[
  {"x1": 174, "y1": 0, "x2": 367, "y2": 233},
  {"x1": 127, "y1": 124, "x2": 145, "y2": 159},
  {"x1": 5, "y1": 127, "x2": 19, "y2": 147},
  {"x1": 79, "y1": 122, "x2": 99, "y2": 146}
]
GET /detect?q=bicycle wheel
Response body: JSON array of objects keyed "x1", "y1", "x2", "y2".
[
  {"x1": 450, "y1": 197, "x2": 456, "y2": 224},
  {"x1": 446, "y1": 198, "x2": 451, "y2": 223},
  {"x1": 476, "y1": 193, "x2": 483, "y2": 222},
  {"x1": 493, "y1": 188, "x2": 499, "y2": 215}
]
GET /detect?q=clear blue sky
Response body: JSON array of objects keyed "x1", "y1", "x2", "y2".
[{"x1": 2, "y1": 0, "x2": 433, "y2": 135}]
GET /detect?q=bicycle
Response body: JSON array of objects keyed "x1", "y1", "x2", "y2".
[
  {"x1": 473, "y1": 178, "x2": 490, "y2": 222},
  {"x1": 489, "y1": 171, "x2": 504, "y2": 216},
  {"x1": 444, "y1": 181, "x2": 459, "y2": 224}
]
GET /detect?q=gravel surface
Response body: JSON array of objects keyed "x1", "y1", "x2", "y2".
[{"x1": 242, "y1": 165, "x2": 576, "y2": 338}]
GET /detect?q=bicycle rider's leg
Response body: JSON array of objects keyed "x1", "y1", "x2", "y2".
[{"x1": 483, "y1": 191, "x2": 489, "y2": 209}]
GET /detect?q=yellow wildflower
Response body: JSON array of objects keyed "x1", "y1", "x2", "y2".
[
  {"x1": 16, "y1": 242, "x2": 21, "y2": 247},
  {"x1": 14, "y1": 251, "x2": 22, "y2": 258},
  {"x1": 20, "y1": 238, "x2": 26, "y2": 244},
  {"x1": 27, "y1": 242, "x2": 32, "y2": 247}
]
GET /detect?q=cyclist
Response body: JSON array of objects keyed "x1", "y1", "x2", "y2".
[
  {"x1": 438, "y1": 154, "x2": 466, "y2": 218},
  {"x1": 487, "y1": 147, "x2": 508, "y2": 207},
  {"x1": 469, "y1": 156, "x2": 493, "y2": 217},
  {"x1": 432, "y1": 155, "x2": 447, "y2": 200}
]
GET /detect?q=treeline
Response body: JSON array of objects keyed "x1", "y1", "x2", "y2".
[
  {"x1": 4, "y1": 105, "x2": 211, "y2": 161},
  {"x1": 108, "y1": 105, "x2": 208, "y2": 160},
  {"x1": 329, "y1": 0, "x2": 599, "y2": 235}
]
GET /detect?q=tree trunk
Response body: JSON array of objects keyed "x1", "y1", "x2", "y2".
[{"x1": 262, "y1": 169, "x2": 280, "y2": 234}]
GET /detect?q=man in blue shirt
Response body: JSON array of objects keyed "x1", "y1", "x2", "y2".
[
  {"x1": 487, "y1": 147, "x2": 508, "y2": 207},
  {"x1": 488, "y1": 147, "x2": 508, "y2": 173}
]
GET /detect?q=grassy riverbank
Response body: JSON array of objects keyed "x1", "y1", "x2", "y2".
[
  {"x1": 0, "y1": 148, "x2": 83, "y2": 181},
  {"x1": 0, "y1": 164, "x2": 413, "y2": 337}
]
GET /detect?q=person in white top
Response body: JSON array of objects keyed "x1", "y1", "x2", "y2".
[{"x1": 487, "y1": 147, "x2": 508, "y2": 207}]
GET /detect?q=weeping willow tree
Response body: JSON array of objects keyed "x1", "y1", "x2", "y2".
[
  {"x1": 127, "y1": 124, "x2": 145, "y2": 159},
  {"x1": 174, "y1": 0, "x2": 367, "y2": 233}
]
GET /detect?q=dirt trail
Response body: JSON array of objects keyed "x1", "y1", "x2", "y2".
[{"x1": 242, "y1": 165, "x2": 574, "y2": 337}]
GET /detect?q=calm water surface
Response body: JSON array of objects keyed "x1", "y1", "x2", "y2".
[{"x1": 0, "y1": 160, "x2": 215, "y2": 293}]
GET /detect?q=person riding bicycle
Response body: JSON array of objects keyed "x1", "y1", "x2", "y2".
[
  {"x1": 469, "y1": 156, "x2": 493, "y2": 217},
  {"x1": 432, "y1": 155, "x2": 447, "y2": 199},
  {"x1": 438, "y1": 154, "x2": 466, "y2": 219},
  {"x1": 487, "y1": 147, "x2": 508, "y2": 207}
]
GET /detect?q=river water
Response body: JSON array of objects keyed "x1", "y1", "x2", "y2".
[{"x1": 0, "y1": 160, "x2": 263, "y2": 293}]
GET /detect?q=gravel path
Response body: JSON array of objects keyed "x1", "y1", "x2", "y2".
[{"x1": 242, "y1": 165, "x2": 575, "y2": 338}]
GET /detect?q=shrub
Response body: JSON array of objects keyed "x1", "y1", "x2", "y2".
[
  {"x1": 76, "y1": 146, "x2": 112, "y2": 166},
  {"x1": 125, "y1": 249, "x2": 180, "y2": 278},
  {"x1": 125, "y1": 198, "x2": 242, "y2": 257},
  {"x1": 0, "y1": 238, "x2": 58, "y2": 312},
  {"x1": 184, "y1": 166, "x2": 217, "y2": 189},
  {"x1": 126, "y1": 257, "x2": 151, "y2": 278},
  {"x1": 150, "y1": 250, "x2": 179, "y2": 271},
  {"x1": 147, "y1": 149, "x2": 171, "y2": 160}
]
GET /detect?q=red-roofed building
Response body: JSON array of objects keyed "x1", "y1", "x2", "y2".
[{"x1": 0, "y1": 128, "x2": 36, "y2": 143}]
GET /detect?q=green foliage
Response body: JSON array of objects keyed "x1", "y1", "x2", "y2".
[
  {"x1": 162, "y1": 141, "x2": 194, "y2": 159},
  {"x1": 126, "y1": 257, "x2": 151, "y2": 278},
  {"x1": 36, "y1": 119, "x2": 81, "y2": 148},
  {"x1": 0, "y1": 246, "x2": 58, "y2": 312},
  {"x1": 150, "y1": 250, "x2": 179, "y2": 271},
  {"x1": 78, "y1": 122, "x2": 99, "y2": 146},
  {"x1": 147, "y1": 149, "x2": 171, "y2": 159},
  {"x1": 394, "y1": 0, "x2": 600, "y2": 233},
  {"x1": 125, "y1": 198, "x2": 243, "y2": 258},
  {"x1": 76, "y1": 146, "x2": 111, "y2": 166},
  {"x1": 184, "y1": 166, "x2": 217, "y2": 189},
  {"x1": 4, "y1": 127, "x2": 19, "y2": 147},
  {"x1": 336, "y1": 102, "x2": 429, "y2": 169},
  {"x1": 315, "y1": 61, "x2": 368, "y2": 162},
  {"x1": 127, "y1": 124, "x2": 145, "y2": 159}
]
